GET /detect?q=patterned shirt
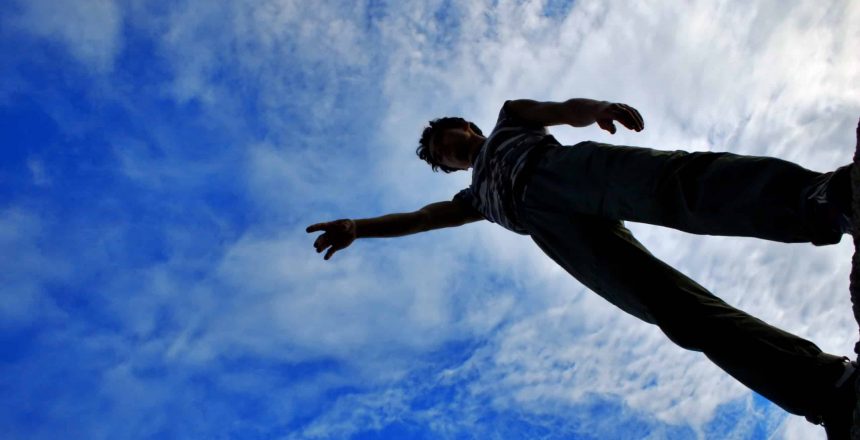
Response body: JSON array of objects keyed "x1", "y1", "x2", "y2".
[{"x1": 453, "y1": 101, "x2": 560, "y2": 234}]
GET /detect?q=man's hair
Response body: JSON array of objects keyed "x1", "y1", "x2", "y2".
[{"x1": 416, "y1": 117, "x2": 484, "y2": 173}]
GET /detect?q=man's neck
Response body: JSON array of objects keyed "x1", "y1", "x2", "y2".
[{"x1": 468, "y1": 136, "x2": 486, "y2": 168}]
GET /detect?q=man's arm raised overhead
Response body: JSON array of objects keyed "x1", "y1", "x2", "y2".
[
  {"x1": 306, "y1": 200, "x2": 484, "y2": 260},
  {"x1": 505, "y1": 98, "x2": 645, "y2": 134}
]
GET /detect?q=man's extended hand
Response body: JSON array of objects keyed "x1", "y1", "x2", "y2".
[
  {"x1": 595, "y1": 102, "x2": 644, "y2": 134},
  {"x1": 306, "y1": 219, "x2": 356, "y2": 260}
]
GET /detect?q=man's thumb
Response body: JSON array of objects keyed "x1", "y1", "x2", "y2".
[{"x1": 597, "y1": 119, "x2": 616, "y2": 134}]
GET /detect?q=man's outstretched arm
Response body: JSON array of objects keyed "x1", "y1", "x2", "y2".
[
  {"x1": 306, "y1": 200, "x2": 484, "y2": 260},
  {"x1": 506, "y1": 98, "x2": 645, "y2": 134}
]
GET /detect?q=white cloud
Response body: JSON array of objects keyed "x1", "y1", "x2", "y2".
[{"x1": 26, "y1": 157, "x2": 50, "y2": 186}]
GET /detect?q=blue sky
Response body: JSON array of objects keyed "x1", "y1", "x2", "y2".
[{"x1": 2, "y1": 1, "x2": 859, "y2": 439}]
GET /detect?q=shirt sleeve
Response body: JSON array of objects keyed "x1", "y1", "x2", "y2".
[
  {"x1": 452, "y1": 187, "x2": 487, "y2": 221},
  {"x1": 452, "y1": 187, "x2": 475, "y2": 207},
  {"x1": 495, "y1": 100, "x2": 547, "y2": 131}
]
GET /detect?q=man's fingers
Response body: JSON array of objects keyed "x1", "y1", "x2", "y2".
[
  {"x1": 613, "y1": 105, "x2": 639, "y2": 131},
  {"x1": 308, "y1": 220, "x2": 352, "y2": 234},
  {"x1": 598, "y1": 119, "x2": 616, "y2": 134},
  {"x1": 314, "y1": 235, "x2": 330, "y2": 252},
  {"x1": 610, "y1": 103, "x2": 644, "y2": 132},
  {"x1": 309, "y1": 220, "x2": 352, "y2": 260},
  {"x1": 625, "y1": 105, "x2": 645, "y2": 130},
  {"x1": 617, "y1": 104, "x2": 644, "y2": 131},
  {"x1": 324, "y1": 246, "x2": 339, "y2": 260},
  {"x1": 306, "y1": 223, "x2": 327, "y2": 233}
]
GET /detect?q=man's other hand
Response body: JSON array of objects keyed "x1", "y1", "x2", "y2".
[
  {"x1": 306, "y1": 219, "x2": 356, "y2": 260},
  {"x1": 595, "y1": 102, "x2": 644, "y2": 134}
]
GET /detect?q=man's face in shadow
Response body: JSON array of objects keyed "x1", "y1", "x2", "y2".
[{"x1": 430, "y1": 122, "x2": 478, "y2": 171}]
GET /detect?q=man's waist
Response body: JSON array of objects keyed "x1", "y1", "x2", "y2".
[{"x1": 512, "y1": 137, "x2": 558, "y2": 201}]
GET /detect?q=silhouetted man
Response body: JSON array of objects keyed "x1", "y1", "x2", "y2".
[{"x1": 307, "y1": 98, "x2": 860, "y2": 439}]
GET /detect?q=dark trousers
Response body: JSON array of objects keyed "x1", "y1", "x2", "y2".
[{"x1": 516, "y1": 141, "x2": 848, "y2": 417}]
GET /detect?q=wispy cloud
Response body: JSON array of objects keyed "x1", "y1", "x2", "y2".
[
  {"x1": 6, "y1": 0, "x2": 123, "y2": 73},
  {"x1": 0, "y1": 208, "x2": 71, "y2": 326}
]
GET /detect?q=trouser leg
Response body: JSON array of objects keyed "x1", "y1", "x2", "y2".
[
  {"x1": 518, "y1": 205, "x2": 845, "y2": 417},
  {"x1": 526, "y1": 141, "x2": 847, "y2": 245}
]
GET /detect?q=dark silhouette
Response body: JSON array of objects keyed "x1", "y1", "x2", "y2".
[{"x1": 307, "y1": 98, "x2": 860, "y2": 439}]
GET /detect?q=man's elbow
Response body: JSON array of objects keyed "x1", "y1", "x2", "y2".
[{"x1": 413, "y1": 209, "x2": 433, "y2": 233}]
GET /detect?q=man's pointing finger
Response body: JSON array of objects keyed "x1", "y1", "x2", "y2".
[{"x1": 306, "y1": 222, "x2": 331, "y2": 233}]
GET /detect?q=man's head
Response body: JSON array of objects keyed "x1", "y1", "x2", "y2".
[{"x1": 416, "y1": 117, "x2": 484, "y2": 173}]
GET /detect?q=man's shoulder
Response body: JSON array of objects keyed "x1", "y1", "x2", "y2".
[{"x1": 490, "y1": 100, "x2": 547, "y2": 134}]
